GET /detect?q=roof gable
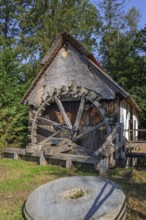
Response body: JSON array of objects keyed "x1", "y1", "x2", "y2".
[
  {"x1": 26, "y1": 43, "x2": 117, "y2": 106},
  {"x1": 21, "y1": 32, "x2": 140, "y2": 112}
]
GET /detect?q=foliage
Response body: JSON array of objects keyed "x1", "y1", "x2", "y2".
[
  {"x1": 0, "y1": 0, "x2": 21, "y2": 46},
  {"x1": 19, "y1": 0, "x2": 101, "y2": 61},
  {"x1": 0, "y1": 0, "x2": 146, "y2": 148},
  {"x1": 0, "y1": 159, "x2": 146, "y2": 219},
  {"x1": 0, "y1": 159, "x2": 95, "y2": 219},
  {"x1": 0, "y1": 0, "x2": 101, "y2": 149},
  {"x1": 130, "y1": 27, "x2": 146, "y2": 126},
  {"x1": 0, "y1": 46, "x2": 28, "y2": 150},
  {"x1": 99, "y1": 0, "x2": 146, "y2": 126}
]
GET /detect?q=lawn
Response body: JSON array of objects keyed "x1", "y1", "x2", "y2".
[{"x1": 0, "y1": 159, "x2": 146, "y2": 220}]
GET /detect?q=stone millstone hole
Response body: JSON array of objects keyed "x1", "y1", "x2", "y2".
[{"x1": 64, "y1": 188, "x2": 86, "y2": 199}]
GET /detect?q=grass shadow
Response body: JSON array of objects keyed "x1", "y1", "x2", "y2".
[
  {"x1": 21, "y1": 202, "x2": 26, "y2": 220},
  {"x1": 105, "y1": 167, "x2": 146, "y2": 220}
]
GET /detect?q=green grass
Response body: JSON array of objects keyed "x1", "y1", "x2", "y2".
[
  {"x1": 0, "y1": 159, "x2": 95, "y2": 219},
  {"x1": 0, "y1": 159, "x2": 146, "y2": 219},
  {"x1": 105, "y1": 167, "x2": 146, "y2": 220}
]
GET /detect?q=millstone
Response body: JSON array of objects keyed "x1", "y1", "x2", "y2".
[{"x1": 24, "y1": 176, "x2": 126, "y2": 220}]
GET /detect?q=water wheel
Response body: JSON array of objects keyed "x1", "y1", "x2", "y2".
[{"x1": 30, "y1": 85, "x2": 111, "y2": 153}]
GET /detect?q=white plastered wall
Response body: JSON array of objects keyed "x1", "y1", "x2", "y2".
[
  {"x1": 120, "y1": 100, "x2": 139, "y2": 141},
  {"x1": 120, "y1": 100, "x2": 130, "y2": 140},
  {"x1": 133, "y1": 109, "x2": 139, "y2": 140}
]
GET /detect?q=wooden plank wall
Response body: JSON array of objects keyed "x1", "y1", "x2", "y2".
[
  {"x1": 103, "y1": 100, "x2": 119, "y2": 124},
  {"x1": 29, "y1": 99, "x2": 119, "y2": 151}
]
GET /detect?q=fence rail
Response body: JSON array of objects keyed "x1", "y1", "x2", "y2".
[{"x1": 124, "y1": 129, "x2": 146, "y2": 142}]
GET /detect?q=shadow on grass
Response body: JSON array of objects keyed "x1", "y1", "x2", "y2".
[
  {"x1": 21, "y1": 202, "x2": 26, "y2": 220},
  {"x1": 107, "y1": 168, "x2": 146, "y2": 197},
  {"x1": 106, "y1": 167, "x2": 146, "y2": 220},
  {"x1": 20, "y1": 166, "x2": 146, "y2": 220},
  {"x1": 46, "y1": 164, "x2": 97, "y2": 178}
]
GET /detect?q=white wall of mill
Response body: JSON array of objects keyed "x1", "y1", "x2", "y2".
[
  {"x1": 120, "y1": 100, "x2": 130, "y2": 140},
  {"x1": 120, "y1": 100, "x2": 139, "y2": 141},
  {"x1": 120, "y1": 100, "x2": 139, "y2": 140},
  {"x1": 133, "y1": 109, "x2": 139, "y2": 140}
]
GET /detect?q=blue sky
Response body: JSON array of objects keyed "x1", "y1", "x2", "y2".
[
  {"x1": 92, "y1": 0, "x2": 146, "y2": 29},
  {"x1": 125, "y1": 0, "x2": 146, "y2": 28}
]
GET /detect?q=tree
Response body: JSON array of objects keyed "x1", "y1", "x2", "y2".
[
  {"x1": 130, "y1": 27, "x2": 146, "y2": 126},
  {"x1": 19, "y1": 0, "x2": 101, "y2": 61},
  {"x1": 0, "y1": 0, "x2": 21, "y2": 47},
  {"x1": 98, "y1": 1, "x2": 146, "y2": 126},
  {"x1": 0, "y1": 46, "x2": 28, "y2": 150},
  {"x1": 122, "y1": 7, "x2": 140, "y2": 33},
  {"x1": 99, "y1": 0, "x2": 125, "y2": 33},
  {"x1": 98, "y1": 0, "x2": 140, "y2": 72},
  {"x1": 0, "y1": 0, "x2": 102, "y2": 149},
  {"x1": 98, "y1": 0, "x2": 126, "y2": 70}
]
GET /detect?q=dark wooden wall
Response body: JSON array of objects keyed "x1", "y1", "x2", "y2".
[
  {"x1": 29, "y1": 99, "x2": 120, "y2": 152},
  {"x1": 103, "y1": 100, "x2": 119, "y2": 125}
]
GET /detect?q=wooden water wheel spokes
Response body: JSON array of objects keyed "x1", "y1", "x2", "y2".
[
  {"x1": 73, "y1": 121, "x2": 105, "y2": 142},
  {"x1": 31, "y1": 86, "x2": 111, "y2": 145},
  {"x1": 73, "y1": 98, "x2": 85, "y2": 131},
  {"x1": 37, "y1": 114, "x2": 74, "y2": 141},
  {"x1": 54, "y1": 97, "x2": 72, "y2": 130},
  {"x1": 37, "y1": 116, "x2": 69, "y2": 131}
]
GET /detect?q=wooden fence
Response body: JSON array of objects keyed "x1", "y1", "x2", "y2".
[{"x1": 124, "y1": 129, "x2": 146, "y2": 142}]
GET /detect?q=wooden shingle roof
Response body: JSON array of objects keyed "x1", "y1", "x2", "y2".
[{"x1": 21, "y1": 32, "x2": 140, "y2": 112}]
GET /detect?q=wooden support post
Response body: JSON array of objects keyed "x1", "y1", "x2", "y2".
[
  {"x1": 126, "y1": 157, "x2": 131, "y2": 168},
  {"x1": 119, "y1": 148, "x2": 125, "y2": 159},
  {"x1": 14, "y1": 152, "x2": 20, "y2": 160},
  {"x1": 132, "y1": 158, "x2": 137, "y2": 167},
  {"x1": 119, "y1": 148, "x2": 126, "y2": 166},
  {"x1": 120, "y1": 123, "x2": 124, "y2": 147},
  {"x1": 115, "y1": 150, "x2": 119, "y2": 160},
  {"x1": 95, "y1": 161, "x2": 100, "y2": 171},
  {"x1": 109, "y1": 153, "x2": 116, "y2": 168},
  {"x1": 116, "y1": 133, "x2": 119, "y2": 150},
  {"x1": 39, "y1": 153, "x2": 48, "y2": 166},
  {"x1": 66, "y1": 159, "x2": 74, "y2": 169},
  {"x1": 99, "y1": 157, "x2": 109, "y2": 175}
]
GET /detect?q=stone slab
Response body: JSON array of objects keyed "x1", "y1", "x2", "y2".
[{"x1": 24, "y1": 176, "x2": 126, "y2": 220}]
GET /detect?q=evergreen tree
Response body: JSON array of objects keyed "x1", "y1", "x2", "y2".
[
  {"x1": 19, "y1": 0, "x2": 101, "y2": 61},
  {"x1": 0, "y1": 0, "x2": 21, "y2": 46},
  {"x1": 0, "y1": 0, "x2": 102, "y2": 149},
  {"x1": 122, "y1": 7, "x2": 140, "y2": 33},
  {"x1": 0, "y1": 0, "x2": 146, "y2": 150},
  {"x1": 98, "y1": 0, "x2": 125, "y2": 70},
  {"x1": 99, "y1": 0, "x2": 146, "y2": 126},
  {"x1": 0, "y1": 46, "x2": 28, "y2": 150},
  {"x1": 130, "y1": 27, "x2": 146, "y2": 126}
]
